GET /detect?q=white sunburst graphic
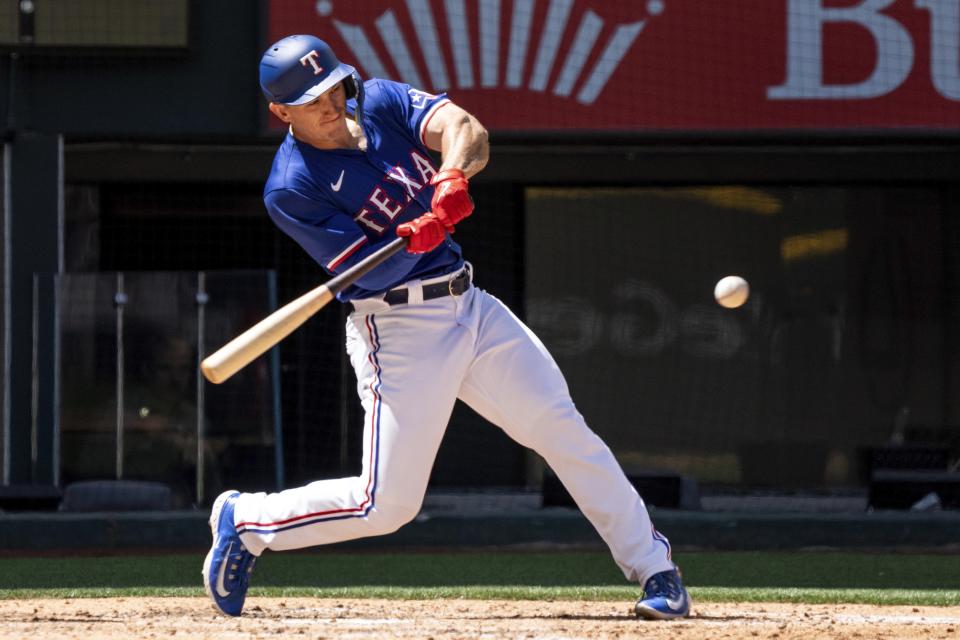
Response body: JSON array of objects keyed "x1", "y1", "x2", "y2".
[{"x1": 320, "y1": 0, "x2": 663, "y2": 104}]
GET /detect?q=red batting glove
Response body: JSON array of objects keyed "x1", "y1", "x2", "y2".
[
  {"x1": 397, "y1": 212, "x2": 446, "y2": 254},
  {"x1": 430, "y1": 169, "x2": 474, "y2": 232}
]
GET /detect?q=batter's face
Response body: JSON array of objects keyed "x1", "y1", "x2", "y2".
[{"x1": 270, "y1": 82, "x2": 350, "y2": 148}]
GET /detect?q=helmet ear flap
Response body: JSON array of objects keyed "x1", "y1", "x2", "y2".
[
  {"x1": 343, "y1": 73, "x2": 365, "y2": 125},
  {"x1": 342, "y1": 76, "x2": 358, "y2": 100}
]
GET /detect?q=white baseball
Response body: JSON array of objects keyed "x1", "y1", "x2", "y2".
[{"x1": 714, "y1": 275, "x2": 750, "y2": 308}]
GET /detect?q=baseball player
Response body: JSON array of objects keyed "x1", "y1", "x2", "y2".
[{"x1": 203, "y1": 34, "x2": 690, "y2": 621}]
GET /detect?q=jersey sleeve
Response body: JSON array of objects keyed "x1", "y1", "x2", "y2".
[
  {"x1": 265, "y1": 187, "x2": 419, "y2": 290},
  {"x1": 265, "y1": 188, "x2": 368, "y2": 271},
  {"x1": 373, "y1": 79, "x2": 451, "y2": 148}
]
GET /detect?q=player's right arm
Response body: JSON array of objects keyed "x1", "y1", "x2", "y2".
[{"x1": 265, "y1": 188, "x2": 421, "y2": 290}]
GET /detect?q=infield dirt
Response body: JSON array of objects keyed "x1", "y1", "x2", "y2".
[{"x1": 2, "y1": 597, "x2": 959, "y2": 639}]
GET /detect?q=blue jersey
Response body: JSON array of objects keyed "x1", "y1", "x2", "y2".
[{"x1": 263, "y1": 79, "x2": 464, "y2": 301}]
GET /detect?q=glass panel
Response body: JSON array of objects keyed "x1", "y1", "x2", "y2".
[
  {"x1": 202, "y1": 270, "x2": 283, "y2": 498},
  {"x1": 58, "y1": 273, "x2": 122, "y2": 485},
  {"x1": 57, "y1": 270, "x2": 280, "y2": 508},
  {"x1": 121, "y1": 271, "x2": 201, "y2": 507}
]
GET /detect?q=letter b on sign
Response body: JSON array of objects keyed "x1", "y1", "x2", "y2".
[
  {"x1": 769, "y1": 0, "x2": 960, "y2": 101},
  {"x1": 768, "y1": 0, "x2": 913, "y2": 100}
]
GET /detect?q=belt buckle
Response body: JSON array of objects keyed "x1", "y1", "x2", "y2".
[{"x1": 449, "y1": 268, "x2": 467, "y2": 296}]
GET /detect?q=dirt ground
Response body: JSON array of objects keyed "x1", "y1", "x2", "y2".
[{"x1": 2, "y1": 598, "x2": 960, "y2": 639}]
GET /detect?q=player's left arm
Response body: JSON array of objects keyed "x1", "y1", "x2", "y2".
[{"x1": 421, "y1": 103, "x2": 488, "y2": 231}]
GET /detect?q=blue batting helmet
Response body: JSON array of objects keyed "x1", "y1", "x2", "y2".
[{"x1": 259, "y1": 35, "x2": 364, "y2": 115}]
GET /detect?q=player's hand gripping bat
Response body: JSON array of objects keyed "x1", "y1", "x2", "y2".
[{"x1": 201, "y1": 236, "x2": 408, "y2": 384}]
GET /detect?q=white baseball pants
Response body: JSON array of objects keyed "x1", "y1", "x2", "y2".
[{"x1": 233, "y1": 270, "x2": 676, "y2": 585}]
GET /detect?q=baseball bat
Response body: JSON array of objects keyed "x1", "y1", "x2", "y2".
[{"x1": 201, "y1": 236, "x2": 407, "y2": 384}]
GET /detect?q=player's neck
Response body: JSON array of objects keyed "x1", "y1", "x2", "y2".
[{"x1": 344, "y1": 119, "x2": 367, "y2": 151}]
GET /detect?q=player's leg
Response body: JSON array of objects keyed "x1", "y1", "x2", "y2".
[
  {"x1": 456, "y1": 287, "x2": 687, "y2": 616},
  {"x1": 206, "y1": 299, "x2": 471, "y2": 616},
  {"x1": 233, "y1": 303, "x2": 471, "y2": 553}
]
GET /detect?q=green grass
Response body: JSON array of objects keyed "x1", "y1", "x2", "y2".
[{"x1": 1, "y1": 551, "x2": 959, "y2": 605}]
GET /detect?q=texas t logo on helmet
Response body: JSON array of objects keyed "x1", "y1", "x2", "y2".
[
  {"x1": 299, "y1": 50, "x2": 324, "y2": 75},
  {"x1": 259, "y1": 34, "x2": 364, "y2": 121}
]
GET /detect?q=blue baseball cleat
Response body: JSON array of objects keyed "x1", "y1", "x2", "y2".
[
  {"x1": 634, "y1": 568, "x2": 691, "y2": 620},
  {"x1": 202, "y1": 490, "x2": 257, "y2": 616}
]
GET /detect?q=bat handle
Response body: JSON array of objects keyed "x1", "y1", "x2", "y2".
[{"x1": 326, "y1": 236, "x2": 408, "y2": 297}]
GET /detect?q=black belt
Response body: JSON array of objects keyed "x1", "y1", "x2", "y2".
[{"x1": 382, "y1": 268, "x2": 471, "y2": 306}]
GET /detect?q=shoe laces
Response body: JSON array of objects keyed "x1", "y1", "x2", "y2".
[
  {"x1": 225, "y1": 543, "x2": 257, "y2": 590},
  {"x1": 643, "y1": 570, "x2": 684, "y2": 600}
]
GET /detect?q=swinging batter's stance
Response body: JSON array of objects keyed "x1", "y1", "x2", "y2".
[{"x1": 202, "y1": 34, "x2": 690, "y2": 621}]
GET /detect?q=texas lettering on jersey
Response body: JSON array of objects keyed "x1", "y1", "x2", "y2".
[{"x1": 354, "y1": 151, "x2": 437, "y2": 234}]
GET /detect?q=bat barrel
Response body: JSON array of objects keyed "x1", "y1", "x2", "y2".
[
  {"x1": 200, "y1": 284, "x2": 334, "y2": 383},
  {"x1": 200, "y1": 236, "x2": 408, "y2": 384}
]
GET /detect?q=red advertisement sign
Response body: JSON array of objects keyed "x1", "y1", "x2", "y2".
[{"x1": 266, "y1": 1, "x2": 960, "y2": 131}]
